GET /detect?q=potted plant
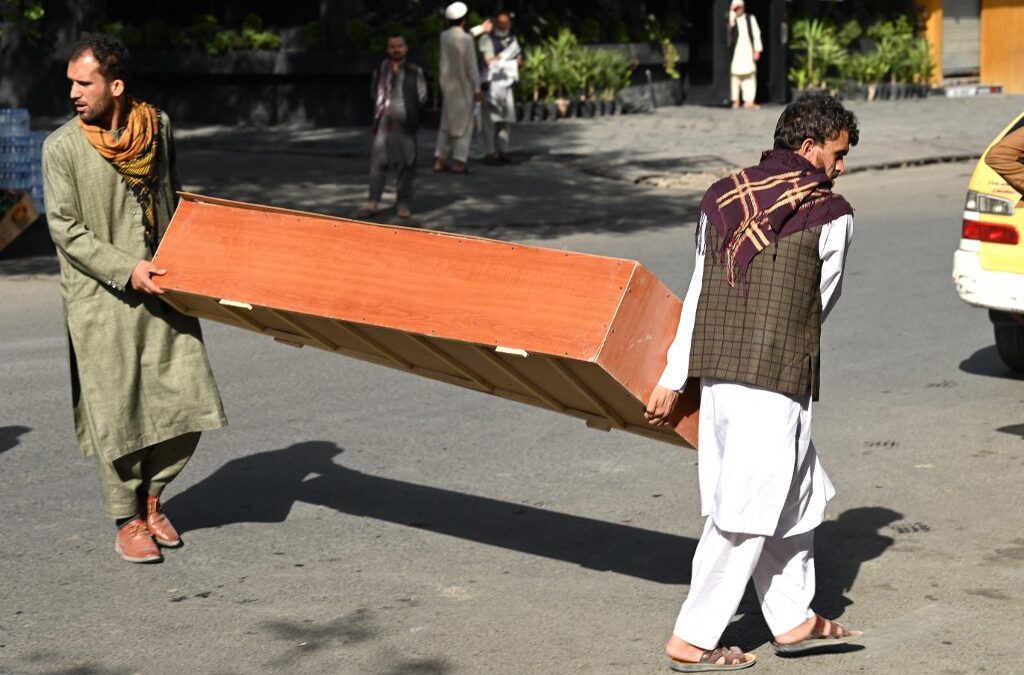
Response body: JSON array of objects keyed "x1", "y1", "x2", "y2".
[
  {"x1": 544, "y1": 28, "x2": 580, "y2": 119},
  {"x1": 867, "y1": 15, "x2": 915, "y2": 99},
  {"x1": 906, "y1": 36, "x2": 935, "y2": 98}
]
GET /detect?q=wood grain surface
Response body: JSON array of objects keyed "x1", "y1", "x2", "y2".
[{"x1": 154, "y1": 194, "x2": 700, "y2": 448}]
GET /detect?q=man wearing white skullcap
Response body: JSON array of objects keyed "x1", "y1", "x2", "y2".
[
  {"x1": 728, "y1": 0, "x2": 763, "y2": 109},
  {"x1": 434, "y1": 3, "x2": 484, "y2": 173}
]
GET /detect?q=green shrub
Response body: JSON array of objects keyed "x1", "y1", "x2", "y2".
[
  {"x1": 345, "y1": 18, "x2": 371, "y2": 50},
  {"x1": 305, "y1": 18, "x2": 328, "y2": 50},
  {"x1": 518, "y1": 28, "x2": 634, "y2": 103}
]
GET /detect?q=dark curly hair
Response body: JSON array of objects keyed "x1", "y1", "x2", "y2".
[
  {"x1": 69, "y1": 33, "x2": 131, "y2": 85},
  {"x1": 773, "y1": 94, "x2": 859, "y2": 150}
]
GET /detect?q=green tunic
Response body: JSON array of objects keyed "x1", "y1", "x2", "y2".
[{"x1": 43, "y1": 111, "x2": 227, "y2": 462}]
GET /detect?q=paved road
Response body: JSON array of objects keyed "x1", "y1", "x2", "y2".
[{"x1": 3, "y1": 158, "x2": 1022, "y2": 674}]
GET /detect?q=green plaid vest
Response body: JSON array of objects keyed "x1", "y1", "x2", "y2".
[{"x1": 689, "y1": 224, "x2": 824, "y2": 400}]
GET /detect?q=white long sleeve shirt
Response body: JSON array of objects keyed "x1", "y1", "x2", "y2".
[
  {"x1": 658, "y1": 211, "x2": 854, "y2": 392},
  {"x1": 661, "y1": 211, "x2": 854, "y2": 537}
]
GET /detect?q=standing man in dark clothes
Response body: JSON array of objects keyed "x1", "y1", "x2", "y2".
[{"x1": 359, "y1": 34, "x2": 428, "y2": 220}]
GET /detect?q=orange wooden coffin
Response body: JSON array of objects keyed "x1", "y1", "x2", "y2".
[{"x1": 153, "y1": 193, "x2": 699, "y2": 448}]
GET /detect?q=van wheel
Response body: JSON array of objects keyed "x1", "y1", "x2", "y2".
[{"x1": 990, "y1": 310, "x2": 1024, "y2": 372}]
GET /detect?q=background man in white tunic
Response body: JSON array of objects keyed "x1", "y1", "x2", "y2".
[
  {"x1": 645, "y1": 94, "x2": 863, "y2": 671},
  {"x1": 728, "y1": 0, "x2": 762, "y2": 109},
  {"x1": 434, "y1": 2, "x2": 483, "y2": 174}
]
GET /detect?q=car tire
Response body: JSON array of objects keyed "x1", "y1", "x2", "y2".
[{"x1": 990, "y1": 310, "x2": 1024, "y2": 372}]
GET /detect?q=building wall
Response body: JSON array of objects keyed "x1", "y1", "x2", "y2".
[
  {"x1": 917, "y1": 0, "x2": 944, "y2": 85},
  {"x1": 981, "y1": 0, "x2": 1024, "y2": 93},
  {"x1": 943, "y1": 0, "x2": 981, "y2": 76}
]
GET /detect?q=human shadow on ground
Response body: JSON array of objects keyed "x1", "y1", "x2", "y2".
[
  {"x1": 167, "y1": 441, "x2": 900, "y2": 605},
  {"x1": 723, "y1": 506, "x2": 901, "y2": 650},
  {"x1": 0, "y1": 425, "x2": 31, "y2": 454},
  {"x1": 997, "y1": 423, "x2": 1024, "y2": 440},
  {"x1": 959, "y1": 345, "x2": 1024, "y2": 380},
  {"x1": 165, "y1": 440, "x2": 697, "y2": 584}
]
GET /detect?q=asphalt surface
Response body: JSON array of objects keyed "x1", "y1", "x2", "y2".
[{"x1": 2, "y1": 99, "x2": 1024, "y2": 674}]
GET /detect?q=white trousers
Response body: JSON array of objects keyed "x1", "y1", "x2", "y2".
[
  {"x1": 434, "y1": 128, "x2": 472, "y2": 164},
  {"x1": 673, "y1": 517, "x2": 816, "y2": 649},
  {"x1": 730, "y1": 72, "x2": 756, "y2": 104},
  {"x1": 481, "y1": 113, "x2": 510, "y2": 155}
]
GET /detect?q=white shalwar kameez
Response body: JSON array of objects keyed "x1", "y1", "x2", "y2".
[
  {"x1": 729, "y1": 12, "x2": 763, "y2": 104},
  {"x1": 435, "y1": 25, "x2": 482, "y2": 164},
  {"x1": 658, "y1": 212, "x2": 853, "y2": 648}
]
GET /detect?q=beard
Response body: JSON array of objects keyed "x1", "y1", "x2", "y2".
[
  {"x1": 495, "y1": 28, "x2": 510, "y2": 38},
  {"x1": 79, "y1": 88, "x2": 115, "y2": 125}
]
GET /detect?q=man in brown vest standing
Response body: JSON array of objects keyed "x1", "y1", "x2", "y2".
[{"x1": 645, "y1": 95, "x2": 863, "y2": 670}]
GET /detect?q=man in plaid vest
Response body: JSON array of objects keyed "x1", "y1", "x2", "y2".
[{"x1": 645, "y1": 95, "x2": 863, "y2": 670}]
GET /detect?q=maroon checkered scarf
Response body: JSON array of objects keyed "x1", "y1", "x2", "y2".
[
  {"x1": 373, "y1": 59, "x2": 395, "y2": 133},
  {"x1": 699, "y1": 149, "x2": 853, "y2": 291}
]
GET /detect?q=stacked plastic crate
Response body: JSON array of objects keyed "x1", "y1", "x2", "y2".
[{"x1": 0, "y1": 109, "x2": 45, "y2": 212}]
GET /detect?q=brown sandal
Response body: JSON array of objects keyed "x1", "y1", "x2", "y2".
[
  {"x1": 669, "y1": 646, "x2": 756, "y2": 672},
  {"x1": 772, "y1": 615, "x2": 863, "y2": 654}
]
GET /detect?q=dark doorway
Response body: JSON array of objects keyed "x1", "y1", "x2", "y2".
[{"x1": 684, "y1": 0, "x2": 788, "y2": 106}]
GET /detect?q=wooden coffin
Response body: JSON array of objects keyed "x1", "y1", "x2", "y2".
[{"x1": 153, "y1": 193, "x2": 699, "y2": 448}]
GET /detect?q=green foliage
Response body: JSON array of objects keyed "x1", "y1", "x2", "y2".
[
  {"x1": 788, "y1": 12, "x2": 932, "y2": 90},
  {"x1": 867, "y1": 15, "x2": 926, "y2": 84},
  {"x1": 1, "y1": 0, "x2": 45, "y2": 41},
  {"x1": 789, "y1": 18, "x2": 844, "y2": 89},
  {"x1": 518, "y1": 28, "x2": 633, "y2": 103},
  {"x1": 655, "y1": 11, "x2": 687, "y2": 41},
  {"x1": 518, "y1": 47, "x2": 547, "y2": 102},
  {"x1": 544, "y1": 28, "x2": 581, "y2": 99},
  {"x1": 93, "y1": 19, "x2": 144, "y2": 48},
  {"x1": 240, "y1": 13, "x2": 281, "y2": 50},
  {"x1": 345, "y1": 18, "x2": 371, "y2": 50},
  {"x1": 90, "y1": 13, "x2": 284, "y2": 54},
  {"x1": 836, "y1": 19, "x2": 862, "y2": 49},
  {"x1": 592, "y1": 47, "x2": 633, "y2": 98},
  {"x1": 661, "y1": 39, "x2": 680, "y2": 80},
  {"x1": 305, "y1": 18, "x2": 328, "y2": 50},
  {"x1": 415, "y1": 13, "x2": 445, "y2": 96},
  {"x1": 905, "y1": 36, "x2": 935, "y2": 84},
  {"x1": 787, "y1": 66, "x2": 809, "y2": 91},
  {"x1": 644, "y1": 13, "x2": 684, "y2": 80}
]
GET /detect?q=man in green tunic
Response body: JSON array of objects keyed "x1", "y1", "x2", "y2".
[{"x1": 43, "y1": 34, "x2": 226, "y2": 564}]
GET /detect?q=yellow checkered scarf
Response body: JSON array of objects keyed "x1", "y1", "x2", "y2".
[{"x1": 80, "y1": 98, "x2": 161, "y2": 252}]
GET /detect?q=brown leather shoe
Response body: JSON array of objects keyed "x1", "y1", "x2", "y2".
[
  {"x1": 141, "y1": 495, "x2": 181, "y2": 547},
  {"x1": 115, "y1": 518, "x2": 162, "y2": 563}
]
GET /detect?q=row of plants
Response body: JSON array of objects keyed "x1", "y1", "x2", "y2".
[
  {"x1": 92, "y1": 13, "x2": 282, "y2": 55},
  {"x1": 789, "y1": 14, "x2": 935, "y2": 101},
  {"x1": 517, "y1": 29, "x2": 636, "y2": 121},
  {"x1": 75, "y1": 11, "x2": 654, "y2": 120}
]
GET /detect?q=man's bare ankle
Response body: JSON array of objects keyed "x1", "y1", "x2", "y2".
[
  {"x1": 773, "y1": 615, "x2": 818, "y2": 644},
  {"x1": 665, "y1": 635, "x2": 707, "y2": 661}
]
